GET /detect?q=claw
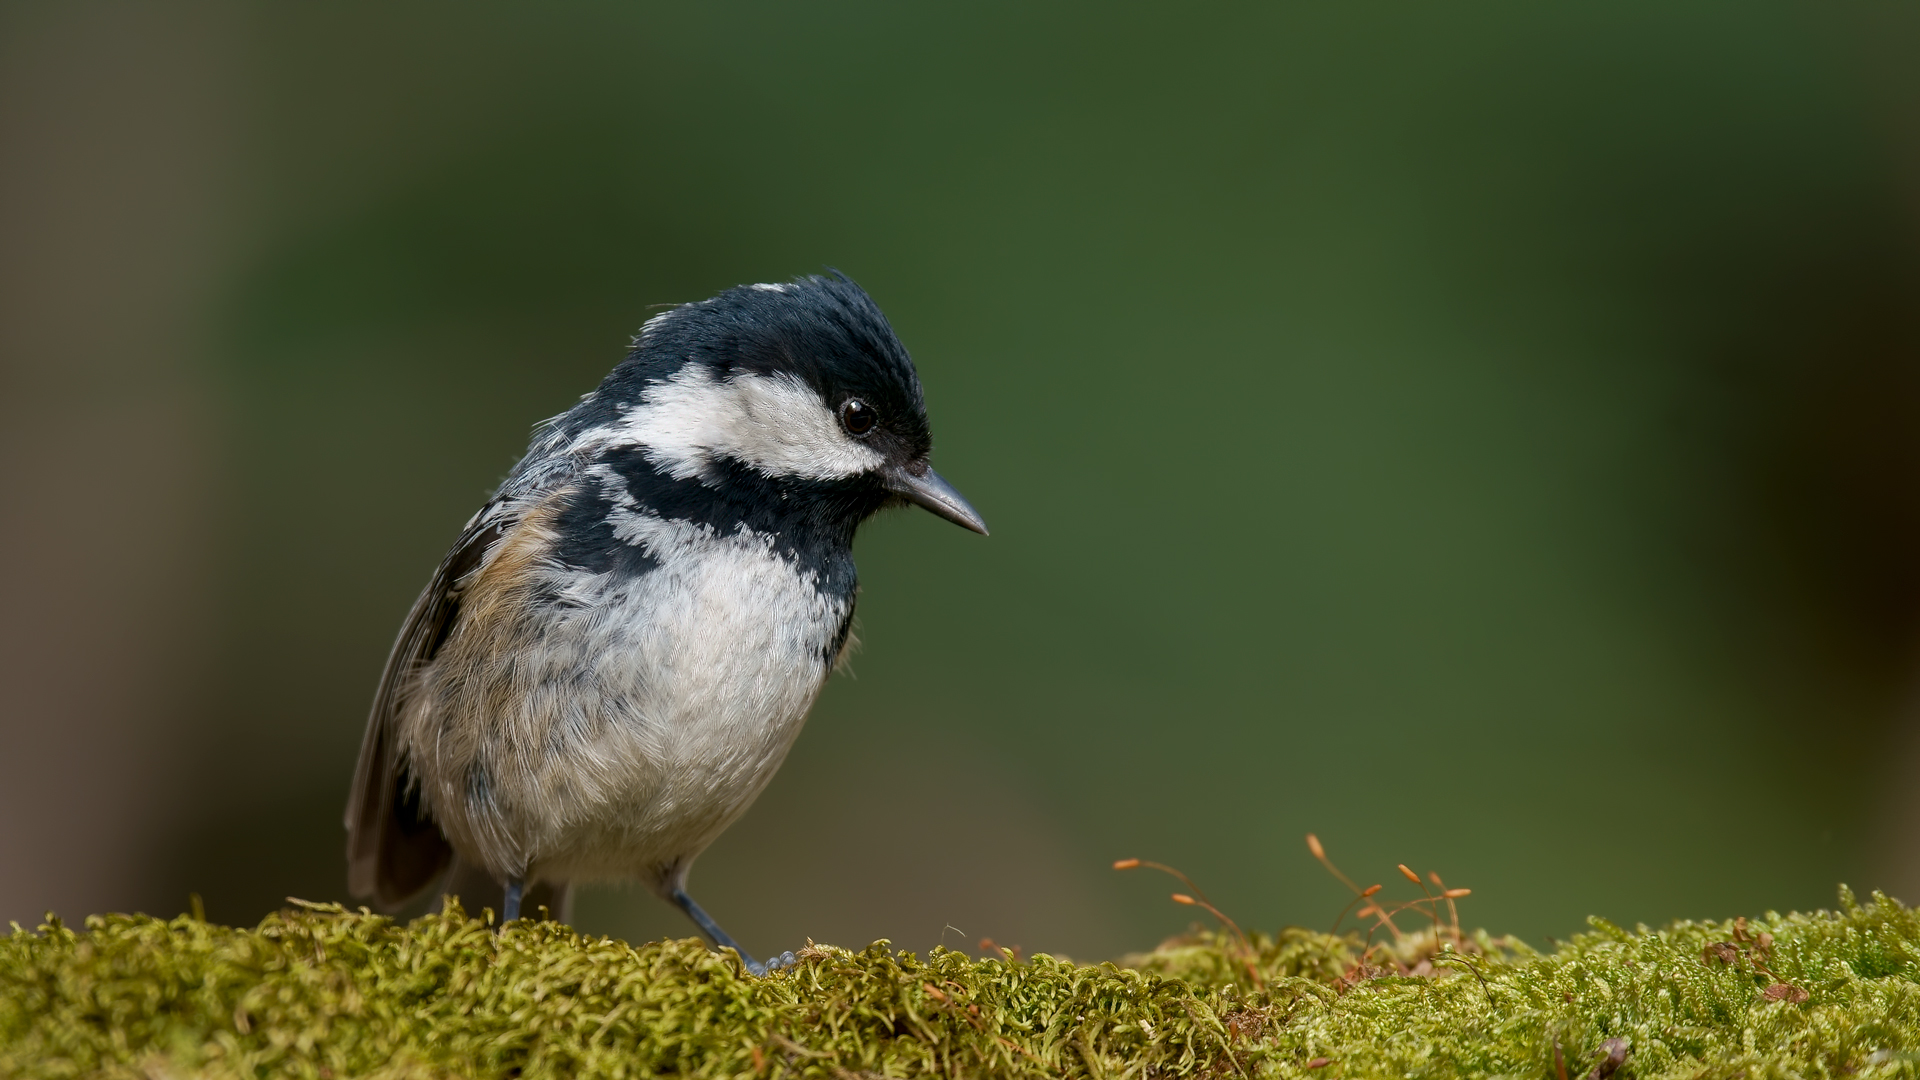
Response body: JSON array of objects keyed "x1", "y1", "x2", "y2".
[{"x1": 750, "y1": 950, "x2": 799, "y2": 976}]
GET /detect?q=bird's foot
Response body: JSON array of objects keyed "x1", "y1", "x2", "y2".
[
  {"x1": 671, "y1": 887, "x2": 798, "y2": 976},
  {"x1": 746, "y1": 950, "x2": 799, "y2": 977}
]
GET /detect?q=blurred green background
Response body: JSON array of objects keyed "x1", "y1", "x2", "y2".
[{"x1": 5, "y1": 0, "x2": 1920, "y2": 962}]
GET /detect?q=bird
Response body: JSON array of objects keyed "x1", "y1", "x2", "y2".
[{"x1": 344, "y1": 273, "x2": 987, "y2": 974}]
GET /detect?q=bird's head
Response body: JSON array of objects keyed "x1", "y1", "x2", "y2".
[{"x1": 589, "y1": 273, "x2": 987, "y2": 536}]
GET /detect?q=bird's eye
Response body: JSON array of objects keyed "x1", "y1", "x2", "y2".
[{"x1": 839, "y1": 398, "x2": 877, "y2": 437}]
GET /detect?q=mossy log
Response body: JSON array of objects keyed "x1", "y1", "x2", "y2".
[{"x1": 5, "y1": 888, "x2": 1919, "y2": 1078}]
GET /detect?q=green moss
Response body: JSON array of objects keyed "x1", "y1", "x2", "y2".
[{"x1": 5, "y1": 888, "x2": 1920, "y2": 1078}]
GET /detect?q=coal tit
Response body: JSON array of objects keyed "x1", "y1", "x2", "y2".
[{"x1": 345, "y1": 274, "x2": 986, "y2": 973}]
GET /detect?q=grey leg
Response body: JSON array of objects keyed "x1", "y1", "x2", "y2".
[
  {"x1": 670, "y1": 888, "x2": 795, "y2": 975},
  {"x1": 441, "y1": 857, "x2": 567, "y2": 927},
  {"x1": 502, "y1": 878, "x2": 523, "y2": 923}
]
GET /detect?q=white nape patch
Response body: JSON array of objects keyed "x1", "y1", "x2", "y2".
[
  {"x1": 748, "y1": 282, "x2": 789, "y2": 293},
  {"x1": 631, "y1": 308, "x2": 679, "y2": 348},
  {"x1": 616, "y1": 364, "x2": 885, "y2": 482}
]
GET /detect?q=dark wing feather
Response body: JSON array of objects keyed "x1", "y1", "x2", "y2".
[{"x1": 344, "y1": 507, "x2": 512, "y2": 908}]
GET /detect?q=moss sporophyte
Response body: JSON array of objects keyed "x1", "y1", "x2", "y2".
[{"x1": 5, "y1": 882, "x2": 1920, "y2": 1079}]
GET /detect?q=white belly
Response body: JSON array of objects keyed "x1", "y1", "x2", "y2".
[{"x1": 405, "y1": 513, "x2": 850, "y2": 894}]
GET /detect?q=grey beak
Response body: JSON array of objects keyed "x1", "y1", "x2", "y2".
[{"x1": 884, "y1": 464, "x2": 989, "y2": 535}]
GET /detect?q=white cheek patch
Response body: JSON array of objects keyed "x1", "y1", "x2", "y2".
[{"x1": 617, "y1": 365, "x2": 885, "y2": 482}]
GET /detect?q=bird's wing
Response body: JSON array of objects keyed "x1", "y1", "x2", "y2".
[
  {"x1": 344, "y1": 498, "x2": 514, "y2": 908},
  {"x1": 344, "y1": 436, "x2": 586, "y2": 908}
]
